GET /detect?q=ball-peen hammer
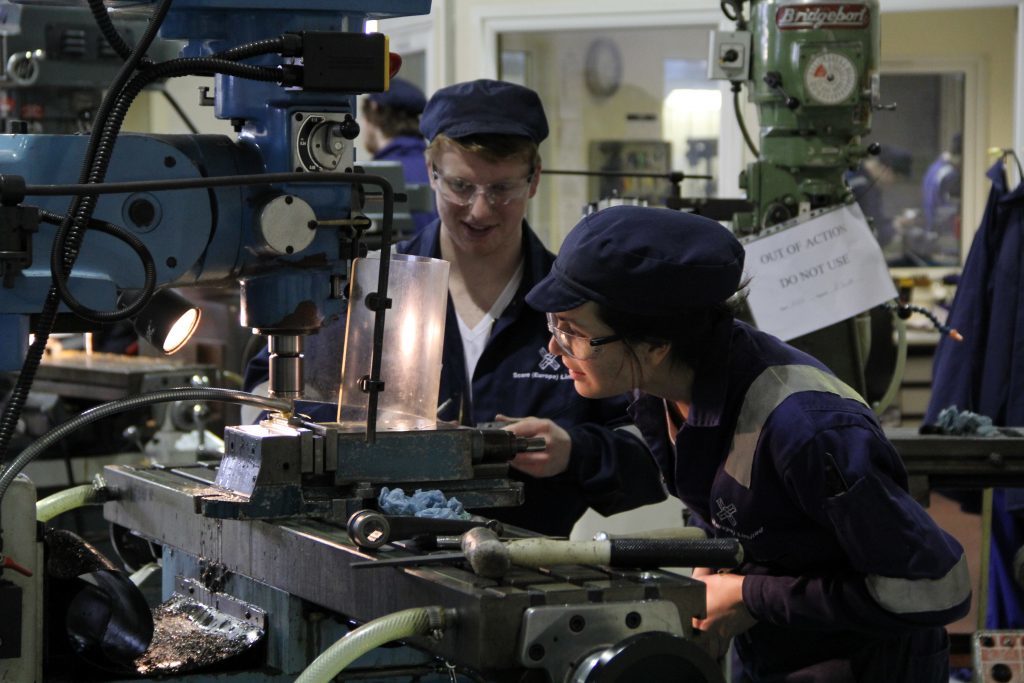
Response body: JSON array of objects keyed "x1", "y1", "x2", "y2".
[{"x1": 351, "y1": 527, "x2": 743, "y2": 578}]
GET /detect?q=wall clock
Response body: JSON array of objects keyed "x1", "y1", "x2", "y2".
[{"x1": 584, "y1": 38, "x2": 622, "y2": 98}]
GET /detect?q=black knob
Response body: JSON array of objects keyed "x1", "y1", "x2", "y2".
[
  {"x1": 723, "y1": 49, "x2": 739, "y2": 63},
  {"x1": 867, "y1": 142, "x2": 882, "y2": 156},
  {"x1": 991, "y1": 662, "x2": 1013, "y2": 683},
  {"x1": 128, "y1": 198, "x2": 156, "y2": 227},
  {"x1": 338, "y1": 114, "x2": 360, "y2": 140}
]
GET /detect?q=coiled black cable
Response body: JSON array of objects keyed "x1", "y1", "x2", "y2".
[
  {"x1": 216, "y1": 37, "x2": 290, "y2": 62},
  {"x1": 38, "y1": 209, "x2": 157, "y2": 313},
  {"x1": 51, "y1": 57, "x2": 286, "y2": 323},
  {"x1": 87, "y1": 0, "x2": 154, "y2": 68}
]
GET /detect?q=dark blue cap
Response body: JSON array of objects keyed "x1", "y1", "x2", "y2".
[
  {"x1": 879, "y1": 145, "x2": 912, "y2": 177},
  {"x1": 526, "y1": 206, "x2": 745, "y2": 315},
  {"x1": 368, "y1": 78, "x2": 427, "y2": 114},
  {"x1": 420, "y1": 79, "x2": 549, "y2": 144}
]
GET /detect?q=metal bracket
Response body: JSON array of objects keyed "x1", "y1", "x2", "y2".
[{"x1": 176, "y1": 576, "x2": 266, "y2": 630}]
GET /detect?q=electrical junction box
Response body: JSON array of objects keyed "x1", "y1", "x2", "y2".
[
  {"x1": 974, "y1": 631, "x2": 1024, "y2": 683},
  {"x1": 708, "y1": 30, "x2": 752, "y2": 81}
]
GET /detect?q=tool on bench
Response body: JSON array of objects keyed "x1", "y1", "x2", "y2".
[
  {"x1": 346, "y1": 509, "x2": 504, "y2": 550},
  {"x1": 351, "y1": 527, "x2": 744, "y2": 578}
]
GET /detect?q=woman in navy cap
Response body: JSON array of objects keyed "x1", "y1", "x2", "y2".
[{"x1": 525, "y1": 205, "x2": 970, "y2": 682}]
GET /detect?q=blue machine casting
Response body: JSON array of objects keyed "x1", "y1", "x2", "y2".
[{"x1": 0, "y1": 0, "x2": 431, "y2": 371}]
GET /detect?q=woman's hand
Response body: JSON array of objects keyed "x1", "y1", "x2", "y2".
[
  {"x1": 494, "y1": 414, "x2": 572, "y2": 478},
  {"x1": 691, "y1": 572, "x2": 757, "y2": 660}
]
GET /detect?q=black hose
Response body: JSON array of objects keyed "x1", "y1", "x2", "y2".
[
  {"x1": 87, "y1": 0, "x2": 154, "y2": 68},
  {"x1": 38, "y1": 210, "x2": 157, "y2": 317},
  {"x1": 733, "y1": 84, "x2": 760, "y2": 157},
  {"x1": 215, "y1": 38, "x2": 287, "y2": 62}
]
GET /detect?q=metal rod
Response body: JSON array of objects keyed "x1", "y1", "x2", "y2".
[{"x1": 543, "y1": 169, "x2": 713, "y2": 180}]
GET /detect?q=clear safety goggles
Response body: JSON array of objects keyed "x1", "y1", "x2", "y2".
[
  {"x1": 546, "y1": 312, "x2": 623, "y2": 360},
  {"x1": 431, "y1": 164, "x2": 533, "y2": 207}
]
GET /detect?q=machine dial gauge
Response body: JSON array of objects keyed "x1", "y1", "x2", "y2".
[{"x1": 803, "y1": 52, "x2": 858, "y2": 105}]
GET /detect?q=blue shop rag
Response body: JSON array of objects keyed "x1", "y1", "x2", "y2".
[
  {"x1": 378, "y1": 487, "x2": 470, "y2": 520},
  {"x1": 934, "y1": 405, "x2": 1000, "y2": 436}
]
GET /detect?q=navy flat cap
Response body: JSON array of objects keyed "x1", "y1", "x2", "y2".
[
  {"x1": 878, "y1": 145, "x2": 912, "y2": 178},
  {"x1": 368, "y1": 78, "x2": 427, "y2": 114},
  {"x1": 420, "y1": 79, "x2": 549, "y2": 144},
  {"x1": 526, "y1": 206, "x2": 745, "y2": 315}
]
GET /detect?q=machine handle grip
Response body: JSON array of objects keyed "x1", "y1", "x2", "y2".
[{"x1": 608, "y1": 538, "x2": 744, "y2": 570}]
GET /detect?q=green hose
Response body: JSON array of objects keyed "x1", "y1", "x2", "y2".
[
  {"x1": 36, "y1": 484, "x2": 99, "y2": 522},
  {"x1": 294, "y1": 606, "x2": 449, "y2": 683}
]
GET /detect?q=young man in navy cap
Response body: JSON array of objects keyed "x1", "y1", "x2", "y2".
[
  {"x1": 245, "y1": 80, "x2": 666, "y2": 535},
  {"x1": 525, "y1": 204, "x2": 970, "y2": 682},
  {"x1": 360, "y1": 77, "x2": 436, "y2": 234},
  {"x1": 404, "y1": 79, "x2": 665, "y2": 533}
]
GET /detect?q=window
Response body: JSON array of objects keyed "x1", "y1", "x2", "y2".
[
  {"x1": 851, "y1": 72, "x2": 965, "y2": 268},
  {"x1": 498, "y1": 25, "x2": 718, "y2": 247}
]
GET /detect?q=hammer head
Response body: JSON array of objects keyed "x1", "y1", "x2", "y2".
[{"x1": 461, "y1": 526, "x2": 509, "y2": 578}]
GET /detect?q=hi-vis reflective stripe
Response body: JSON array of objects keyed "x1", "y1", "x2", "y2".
[
  {"x1": 616, "y1": 424, "x2": 645, "y2": 441},
  {"x1": 723, "y1": 365, "x2": 865, "y2": 488},
  {"x1": 867, "y1": 554, "x2": 971, "y2": 614}
]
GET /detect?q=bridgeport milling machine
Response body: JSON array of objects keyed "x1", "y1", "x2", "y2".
[{"x1": 712, "y1": 0, "x2": 882, "y2": 393}]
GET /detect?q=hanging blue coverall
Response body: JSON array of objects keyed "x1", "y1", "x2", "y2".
[
  {"x1": 244, "y1": 218, "x2": 667, "y2": 535},
  {"x1": 925, "y1": 160, "x2": 1024, "y2": 628}
]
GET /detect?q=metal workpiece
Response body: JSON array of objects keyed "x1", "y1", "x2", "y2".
[
  {"x1": 218, "y1": 423, "x2": 311, "y2": 495},
  {"x1": 102, "y1": 463, "x2": 708, "y2": 676}
]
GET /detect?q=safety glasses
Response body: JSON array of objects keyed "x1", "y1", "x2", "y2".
[
  {"x1": 431, "y1": 165, "x2": 533, "y2": 207},
  {"x1": 546, "y1": 313, "x2": 622, "y2": 360}
]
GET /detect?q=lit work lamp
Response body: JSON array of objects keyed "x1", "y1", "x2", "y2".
[{"x1": 129, "y1": 289, "x2": 201, "y2": 355}]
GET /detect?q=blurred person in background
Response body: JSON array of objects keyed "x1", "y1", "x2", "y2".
[{"x1": 360, "y1": 77, "x2": 437, "y2": 234}]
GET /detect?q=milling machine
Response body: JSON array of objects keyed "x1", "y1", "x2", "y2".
[{"x1": 712, "y1": 0, "x2": 883, "y2": 394}]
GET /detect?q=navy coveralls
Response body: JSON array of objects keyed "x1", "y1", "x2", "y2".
[
  {"x1": 245, "y1": 219, "x2": 666, "y2": 535},
  {"x1": 926, "y1": 161, "x2": 1024, "y2": 628},
  {"x1": 372, "y1": 134, "x2": 436, "y2": 235},
  {"x1": 631, "y1": 320, "x2": 970, "y2": 682}
]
